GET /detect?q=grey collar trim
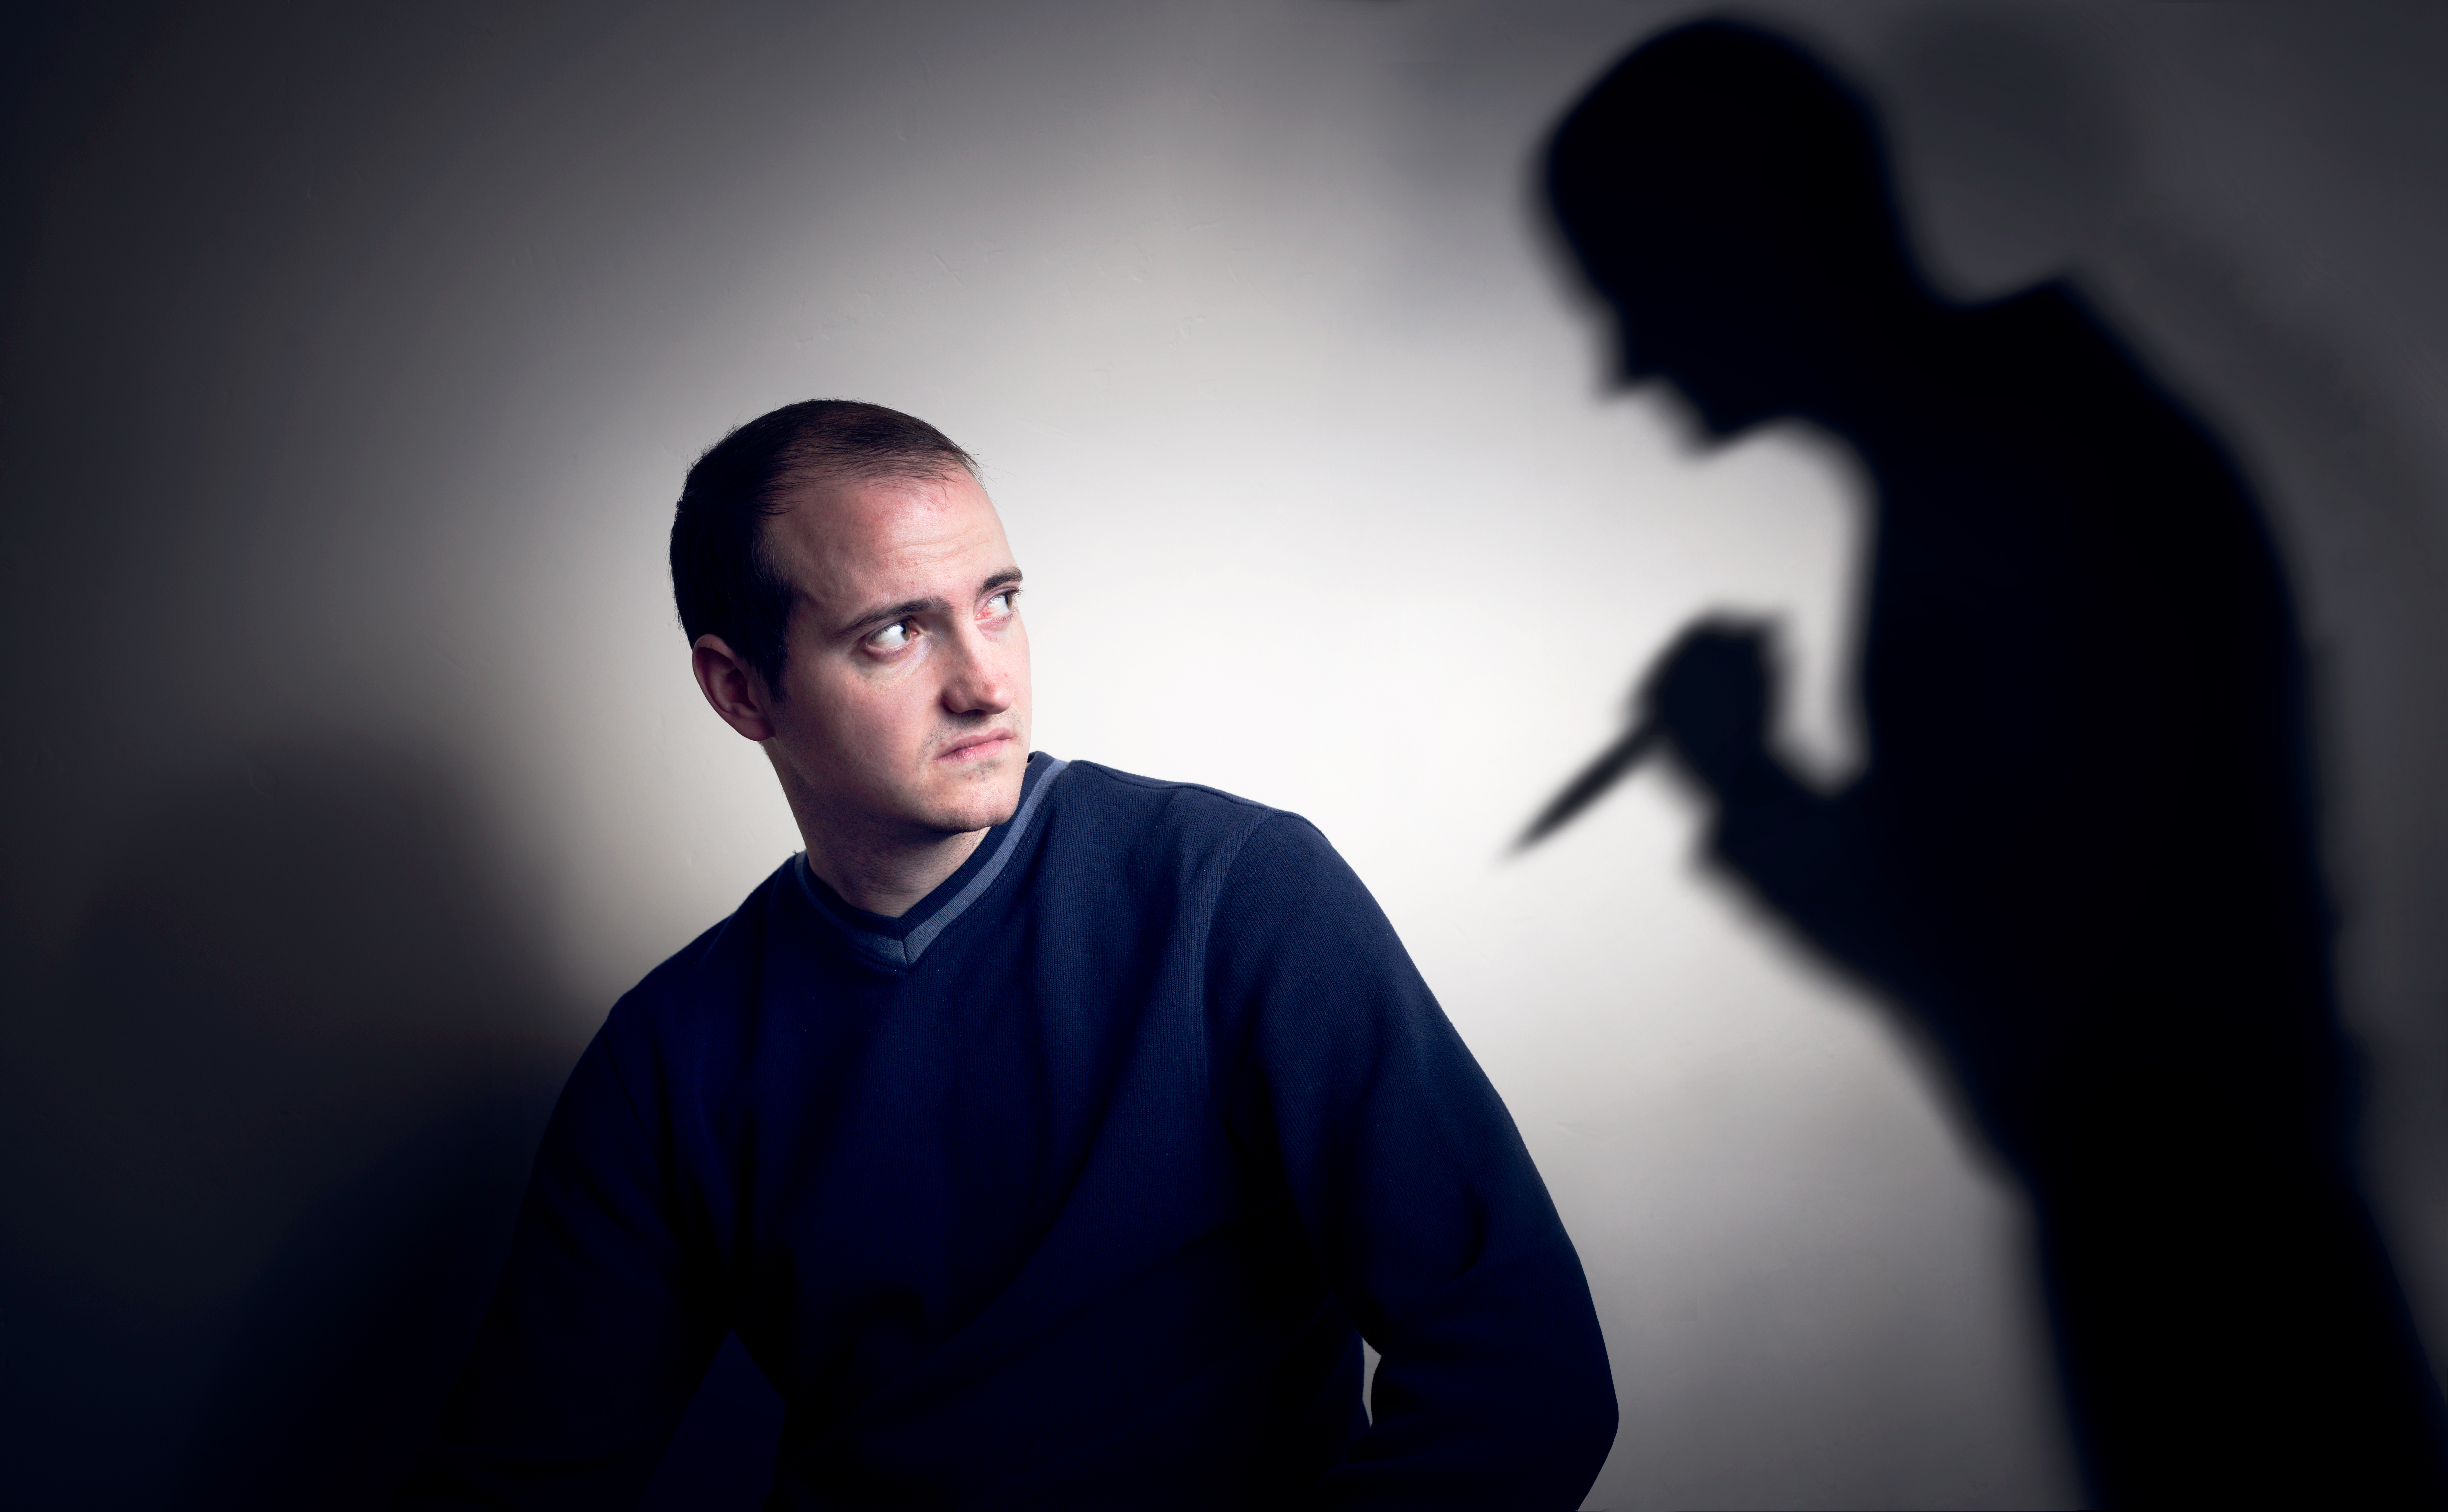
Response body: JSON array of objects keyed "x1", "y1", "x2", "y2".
[{"x1": 794, "y1": 757, "x2": 1069, "y2": 968}]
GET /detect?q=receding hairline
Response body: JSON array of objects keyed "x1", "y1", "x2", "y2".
[
  {"x1": 754, "y1": 462, "x2": 1015, "y2": 632},
  {"x1": 756, "y1": 460, "x2": 1001, "y2": 573},
  {"x1": 766, "y1": 452, "x2": 984, "y2": 516}
]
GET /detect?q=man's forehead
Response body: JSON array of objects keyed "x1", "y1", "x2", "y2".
[{"x1": 767, "y1": 471, "x2": 1008, "y2": 595}]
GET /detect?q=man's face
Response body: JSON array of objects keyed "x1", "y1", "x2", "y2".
[{"x1": 755, "y1": 468, "x2": 1031, "y2": 843}]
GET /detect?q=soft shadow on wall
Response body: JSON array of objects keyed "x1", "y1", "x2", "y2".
[
  {"x1": 1883, "y1": 4, "x2": 2448, "y2": 1231},
  {"x1": 1535, "y1": 15, "x2": 2448, "y2": 1507},
  {"x1": 0, "y1": 745, "x2": 580, "y2": 1509}
]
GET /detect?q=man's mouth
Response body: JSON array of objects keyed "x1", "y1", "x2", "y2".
[{"x1": 935, "y1": 731, "x2": 1014, "y2": 763}]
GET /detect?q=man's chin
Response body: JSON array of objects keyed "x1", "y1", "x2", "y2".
[{"x1": 919, "y1": 757, "x2": 1026, "y2": 833}]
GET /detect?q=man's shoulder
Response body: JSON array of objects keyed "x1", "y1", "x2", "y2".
[
  {"x1": 1042, "y1": 758, "x2": 1317, "y2": 854},
  {"x1": 1040, "y1": 757, "x2": 1349, "y2": 896},
  {"x1": 1051, "y1": 757, "x2": 1271, "y2": 812}
]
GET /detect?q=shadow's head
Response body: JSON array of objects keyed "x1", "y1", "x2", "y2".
[{"x1": 1545, "y1": 20, "x2": 1928, "y2": 434}]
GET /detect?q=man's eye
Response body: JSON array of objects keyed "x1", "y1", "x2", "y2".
[
  {"x1": 984, "y1": 590, "x2": 1016, "y2": 616},
  {"x1": 869, "y1": 621, "x2": 913, "y2": 650}
]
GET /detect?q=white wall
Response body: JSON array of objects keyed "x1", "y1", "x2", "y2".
[{"x1": 5, "y1": 3, "x2": 2444, "y2": 1507}]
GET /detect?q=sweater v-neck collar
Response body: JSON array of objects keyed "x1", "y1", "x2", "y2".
[{"x1": 792, "y1": 752, "x2": 1068, "y2": 969}]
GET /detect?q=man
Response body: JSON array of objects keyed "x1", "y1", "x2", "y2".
[{"x1": 402, "y1": 400, "x2": 1616, "y2": 1508}]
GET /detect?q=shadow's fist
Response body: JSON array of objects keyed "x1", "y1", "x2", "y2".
[{"x1": 1641, "y1": 616, "x2": 1777, "y2": 795}]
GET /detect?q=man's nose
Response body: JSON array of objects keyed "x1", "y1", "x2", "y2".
[{"x1": 939, "y1": 625, "x2": 1014, "y2": 715}]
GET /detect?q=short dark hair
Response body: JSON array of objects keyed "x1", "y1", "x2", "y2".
[{"x1": 670, "y1": 399, "x2": 978, "y2": 692}]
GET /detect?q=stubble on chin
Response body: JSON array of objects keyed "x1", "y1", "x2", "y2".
[{"x1": 915, "y1": 741, "x2": 1025, "y2": 832}]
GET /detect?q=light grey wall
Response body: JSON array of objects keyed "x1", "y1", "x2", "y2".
[{"x1": 4, "y1": 3, "x2": 2443, "y2": 1507}]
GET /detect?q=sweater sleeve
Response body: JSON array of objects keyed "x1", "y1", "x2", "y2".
[
  {"x1": 396, "y1": 1013, "x2": 729, "y2": 1511},
  {"x1": 1207, "y1": 814, "x2": 1618, "y2": 1510}
]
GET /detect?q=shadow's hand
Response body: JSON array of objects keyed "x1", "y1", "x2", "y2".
[
  {"x1": 1640, "y1": 616, "x2": 1853, "y2": 948},
  {"x1": 1515, "y1": 614, "x2": 1802, "y2": 851},
  {"x1": 1641, "y1": 616, "x2": 1779, "y2": 801}
]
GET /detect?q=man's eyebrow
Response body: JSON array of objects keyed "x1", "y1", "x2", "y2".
[
  {"x1": 833, "y1": 595, "x2": 944, "y2": 639},
  {"x1": 832, "y1": 569, "x2": 1023, "y2": 640}
]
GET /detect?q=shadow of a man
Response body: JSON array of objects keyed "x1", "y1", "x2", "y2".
[{"x1": 1534, "y1": 19, "x2": 2448, "y2": 1506}]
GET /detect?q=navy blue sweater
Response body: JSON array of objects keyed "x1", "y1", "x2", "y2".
[{"x1": 405, "y1": 755, "x2": 1616, "y2": 1509}]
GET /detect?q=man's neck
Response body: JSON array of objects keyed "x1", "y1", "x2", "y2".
[{"x1": 800, "y1": 824, "x2": 990, "y2": 919}]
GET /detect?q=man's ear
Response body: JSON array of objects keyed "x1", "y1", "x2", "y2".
[{"x1": 692, "y1": 634, "x2": 780, "y2": 742}]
